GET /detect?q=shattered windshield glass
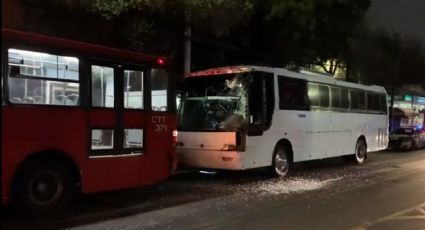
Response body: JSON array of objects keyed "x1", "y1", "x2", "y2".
[{"x1": 178, "y1": 73, "x2": 250, "y2": 131}]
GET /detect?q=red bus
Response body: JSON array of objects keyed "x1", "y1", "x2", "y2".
[{"x1": 1, "y1": 28, "x2": 178, "y2": 213}]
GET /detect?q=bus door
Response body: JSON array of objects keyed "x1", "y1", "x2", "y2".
[
  {"x1": 83, "y1": 63, "x2": 150, "y2": 193},
  {"x1": 146, "y1": 68, "x2": 176, "y2": 181}
]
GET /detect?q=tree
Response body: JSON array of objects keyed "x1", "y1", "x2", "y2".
[
  {"x1": 349, "y1": 31, "x2": 425, "y2": 86},
  {"x1": 83, "y1": 0, "x2": 254, "y2": 71},
  {"x1": 11, "y1": 0, "x2": 371, "y2": 78},
  {"x1": 348, "y1": 30, "x2": 425, "y2": 130},
  {"x1": 241, "y1": 0, "x2": 370, "y2": 75}
]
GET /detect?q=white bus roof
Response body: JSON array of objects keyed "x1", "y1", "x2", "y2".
[{"x1": 186, "y1": 65, "x2": 387, "y2": 94}]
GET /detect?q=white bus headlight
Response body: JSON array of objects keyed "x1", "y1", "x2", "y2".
[{"x1": 222, "y1": 144, "x2": 236, "y2": 151}]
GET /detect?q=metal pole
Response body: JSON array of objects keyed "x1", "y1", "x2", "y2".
[{"x1": 183, "y1": 9, "x2": 191, "y2": 76}]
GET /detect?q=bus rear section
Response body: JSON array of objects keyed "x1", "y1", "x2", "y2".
[
  {"x1": 177, "y1": 66, "x2": 389, "y2": 177},
  {"x1": 1, "y1": 28, "x2": 177, "y2": 213}
]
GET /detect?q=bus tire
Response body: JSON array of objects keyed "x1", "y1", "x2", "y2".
[
  {"x1": 352, "y1": 139, "x2": 367, "y2": 165},
  {"x1": 411, "y1": 140, "x2": 418, "y2": 150},
  {"x1": 270, "y1": 144, "x2": 291, "y2": 177},
  {"x1": 14, "y1": 159, "x2": 72, "y2": 215}
]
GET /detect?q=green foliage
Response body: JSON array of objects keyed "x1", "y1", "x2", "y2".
[
  {"x1": 84, "y1": 0, "x2": 253, "y2": 36},
  {"x1": 188, "y1": 0, "x2": 254, "y2": 37},
  {"x1": 83, "y1": 0, "x2": 165, "y2": 18}
]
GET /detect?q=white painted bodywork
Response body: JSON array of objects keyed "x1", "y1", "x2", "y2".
[
  {"x1": 177, "y1": 132, "x2": 242, "y2": 169},
  {"x1": 177, "y1": 66, "x2": 389, "y2": 170}
]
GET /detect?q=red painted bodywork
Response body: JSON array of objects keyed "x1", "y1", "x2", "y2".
[
  {"x1": 1, "y1": 29, "x2": 177, "y2": 205},
  {"x1": 2, "y1": 28, "x2": 172, "y2": 67}
]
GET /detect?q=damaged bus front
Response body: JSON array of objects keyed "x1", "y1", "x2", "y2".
[{"x1": 177, "y1": 67, "x2": 274, "y2": 170}]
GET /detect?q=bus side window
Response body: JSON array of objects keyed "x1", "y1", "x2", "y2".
[
  {"x1": 331, "y1": 87, "x2": 341, "y2": 108},
  {"x1": 318, "y1": 85, "x2": 330, "y2": 108},
  {"x1": 379, "y1": 94, "x2": 388, "y2": 113},
  {"x1": 91, "y1": 65, "x2": 114, "y2": 108},
  {"x1": 151, "y1": 68, "x2": 168, "y2": 112},
  {"x1": 278, "y1": 76, "x2": 308, "y2": 110},
  {"x1": 350, "y1": 90, "x2": 359, "y2": 110},
  {"x1": 367, "y1": 93, "x2": 380, "y2": 112},
  {"x1": 358, "y1": 91, "x2": 366, "y2": 111},
  {"x1": 7, "y1": 49, "x2": 80, "y2": 106},
  {"x1": 340, "y1": 88, "x2": 349, "y2": 109},
  {"x1": 308, "y1": 83, "x2": 319, "y2": 107}
]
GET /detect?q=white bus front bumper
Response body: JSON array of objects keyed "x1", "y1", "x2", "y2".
[{"x1": 177, "y1": 149, "x2": 243, "y2": 170}]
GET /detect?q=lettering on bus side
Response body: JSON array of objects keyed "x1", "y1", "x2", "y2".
[{"x1": 152, "y1": 116, "x2": 167, "y2": 132}]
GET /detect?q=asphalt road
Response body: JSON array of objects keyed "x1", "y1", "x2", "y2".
[{"x1": 2, "y1": 149, "x2": 425, "y2": 230}]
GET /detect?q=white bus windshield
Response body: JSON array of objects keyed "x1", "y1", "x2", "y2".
[{"x1": 178, "y1": 73, "x2": 250, "y2": 131}]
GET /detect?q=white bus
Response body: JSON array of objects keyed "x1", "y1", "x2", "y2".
[{"x1": 176, "y1": 66, "x2": 388, "y2": 177}]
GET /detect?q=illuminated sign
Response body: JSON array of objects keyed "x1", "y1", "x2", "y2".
[{"x1": 404, "y1": 95, "x2": 412, "y2": 101}]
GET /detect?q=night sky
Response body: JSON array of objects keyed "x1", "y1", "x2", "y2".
[{"x1": 367, "y1": 0, "x2": 425, "y2": 43}]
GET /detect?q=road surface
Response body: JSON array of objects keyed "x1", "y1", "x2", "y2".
[{"x1": 2, "y1": 149, "x2": 425, "y2": 230}]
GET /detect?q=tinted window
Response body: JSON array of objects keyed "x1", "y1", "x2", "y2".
[
  {"x1": 379, "y1": 94, "x2": 387, "y2": 113},
  {"x1": 350, "y1": 90, "x2": 359, "y2": 110},
  {"x1": 367, "y1": 93, "x2": 380, "y2": 111},
  {"x1": 319, "y1": 85, "x2": 330, "y2": 108},
  {"x1": 278, "y1": 76, "x2": 308, "y2": 110},
  {"x1": 367, "y1": 93, "x2": 374, "y2": 111},
  {"x1": 358, "y1": 91, "x2": 366, "y2": 110},
  {"x1": 340, "y1": 88, "x2": 349, "y2": 109},
  {"x1": 331, "y1": 87, "x2": 340, "y2": 108},
  {"x1": 308, "y1": 83, "x2": 319, "y2": 107}
]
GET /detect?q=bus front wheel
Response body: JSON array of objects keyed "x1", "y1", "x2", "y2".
[
  {"x1": 353, "y1": 139, "x2": 367, "y2": 165},
  {"x1": 270, "y1": 144, "x2": 291, "y2": 177},
  {"x1": 14, "y1": 159, "x2": 72, "y2": 214}
]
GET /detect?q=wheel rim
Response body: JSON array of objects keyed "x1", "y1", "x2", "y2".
[
  {"x1": 274, "y1": 149, "x2": 289, "y2": 176},
  {"x1": 29, "y1": 170, "x2": 63, "y2": 205},
  {"x1": 356, "y1": 141, "x2": 366, "y2": 163}
]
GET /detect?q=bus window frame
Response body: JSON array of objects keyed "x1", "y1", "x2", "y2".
[
  {"x1": 120, "y1": 64, "x2": 148, "y2": 111},
  {"x1": 308, "y1": 82, "x2": 331, "y2": 111},
  {"x1": 330, "y1": 86, "x2": 342, "y2": 110},
  {"x1": 150, "y1": 68, "x2": 175, "y2": 113},
  {"x1": 89, "y1": 61, "x2": 117, "y2": 110},
  {"x1": 87, "y1": 60, "x2": 150, "y2": 157},
  {"x1": 277, "y1": 75, "x2": 309, "y2": 111},
  {"x1": 5, "y1": 47, "x2": 82, "y2": 107},
  {"x1": 366, "y1": 92, "x2": 387, "y2": 114}
]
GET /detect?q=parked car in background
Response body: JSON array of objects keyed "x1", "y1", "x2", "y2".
[{"x1": 388, "y1": 127, "x2": 425, "y2": 150}]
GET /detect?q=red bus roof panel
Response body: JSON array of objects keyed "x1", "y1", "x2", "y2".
[{"x1": 2, "y1": 28, "x2": 171, "y2": 66}]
